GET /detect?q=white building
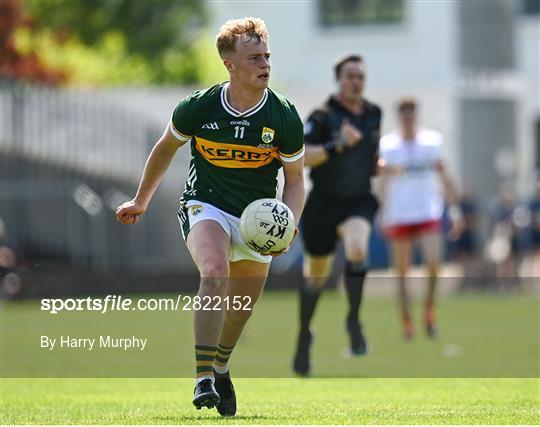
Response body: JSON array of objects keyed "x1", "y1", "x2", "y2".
[{"x1": 209, "y1": 0, "x2": 539, "y2": 200}]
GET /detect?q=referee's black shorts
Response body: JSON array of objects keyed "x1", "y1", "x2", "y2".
[{"x1": 300, "y1": 191, "x2": 379, "y2": 256}]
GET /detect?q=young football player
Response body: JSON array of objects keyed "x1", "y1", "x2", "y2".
[{"x1": 116, "y1": 17, "x2": 305, "y2": 415}]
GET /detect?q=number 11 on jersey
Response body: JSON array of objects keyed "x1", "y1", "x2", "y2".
[{"x1": 234, "y1": 126, "x2": 245, "y2": 139}]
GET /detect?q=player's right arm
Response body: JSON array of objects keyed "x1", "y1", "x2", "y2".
[
  {"x1": 117, "y1": 94, "x2": 198, "y2": 224},
  {"x1": 116, "y1": 126, "x2": 187, "y2": 224}
]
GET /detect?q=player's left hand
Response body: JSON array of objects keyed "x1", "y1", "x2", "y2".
[
  {"x1": 270, "y1": 227, "x2": 298, "y2": 257},
  {"x1": 448, "y1": 218, "x2": 465, "y2": 241}
]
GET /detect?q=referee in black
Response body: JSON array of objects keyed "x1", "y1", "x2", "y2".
[{"x1": 293, "y1": 54, "x2": 382, "y2": 376}]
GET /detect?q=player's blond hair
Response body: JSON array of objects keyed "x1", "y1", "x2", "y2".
[{"x1": 216, "y1": 17, "x2": 269, "y2": 58}]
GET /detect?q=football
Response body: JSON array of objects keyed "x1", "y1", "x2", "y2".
[{"x1": 239, "y1": 198, "x2": 296, "y2": 254}]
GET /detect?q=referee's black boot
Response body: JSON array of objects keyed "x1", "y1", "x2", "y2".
[
  {"x1": 192, "y1": 378, "x2": 220, "y2": 410},
  {"x1": 213, "y1": 369, "x2": 236, "y2": 416},
  {"x1": 293, "y1": 329, "x2": 312, "y2": 376},
  {"x1": 347, "y1": 318, "x2": 368, "y2": 356}
]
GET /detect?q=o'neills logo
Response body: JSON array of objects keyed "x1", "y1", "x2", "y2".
[
  {"x1": 195, "y1": 136, "x2": 279, "y2": 169},
  {"x1": 230, "y1": 119, "x2": 250, "y2": 127}
]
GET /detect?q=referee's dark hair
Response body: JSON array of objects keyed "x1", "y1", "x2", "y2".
[{"x1": 334, "y1": 54, "x2": 364, "y2": 80}]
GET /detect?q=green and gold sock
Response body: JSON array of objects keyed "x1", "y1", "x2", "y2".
[
  {"x1": 195, "y1": 344, "x2": 217, "y2": 379},
  {"x1": 214, "y1": 342, "x2": 235, "y2": 374}
]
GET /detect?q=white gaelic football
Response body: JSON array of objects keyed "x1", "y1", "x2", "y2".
[{"x1": 240, "y1": 198, "x2": 295, "y2": 254}]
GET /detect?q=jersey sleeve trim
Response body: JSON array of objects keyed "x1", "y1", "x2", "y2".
[
  {"x1": 279, "y1": 145, "x2": 305, "y2": 162},
  {"x1": 169, "y1": 120, "x2": 192, "y2": 142}
]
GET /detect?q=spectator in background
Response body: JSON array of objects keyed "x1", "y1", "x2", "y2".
[
  {"x1": 526, "y1": 182, "x2": 540, "y2": 277},
  {"x1": 0, "y1": 217, "x2": 22, "y2": 300},
  {"x1": 486, "y1": 188, "x2": 520, "y2": 288},
  {"x1": 452, "y1": 189, "x2": 483, "y2": 289}
]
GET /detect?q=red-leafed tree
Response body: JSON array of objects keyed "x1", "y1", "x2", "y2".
[{"x1": 0, "y1": 0, "x2": 66, "y2": 85}]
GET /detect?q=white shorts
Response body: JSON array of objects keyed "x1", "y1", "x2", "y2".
[{"x1": 178, "y1": 200, "x2": 272, "y2": 264}]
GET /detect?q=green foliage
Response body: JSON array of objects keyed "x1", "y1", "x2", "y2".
[
  {"x1": 21, "y1": 0, "x2": 223, "y2": 86},
  {"x1": 25, "y1": 0, "x2": 206, "y2": 57}
]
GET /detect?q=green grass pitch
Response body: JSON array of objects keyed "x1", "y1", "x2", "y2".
[
  {"x1": 1, "y1": 290, "x2": 539, "y2": 424},
  {"x1": 1, "y1": 378, "x2": 538, "y2": 424}
]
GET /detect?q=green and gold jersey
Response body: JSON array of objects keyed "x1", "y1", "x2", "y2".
[{"x1": 170, "y1": 82, "x2": 304, "y2": 217}]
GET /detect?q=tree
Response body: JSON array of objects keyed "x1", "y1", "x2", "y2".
[
  {"x1": 0, "y1": 0, "x2": 66, "y2": 85},
  {"x1": 25, "y1": 0, "x2": 207, "y2": 57},
  {"x1": 19, "y1": 0, "x2": 211, "y2": 85}
]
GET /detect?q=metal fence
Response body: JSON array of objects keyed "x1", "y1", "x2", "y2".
[{"x1": 0, "y1": 79, "x2": 190, "y2": 279}]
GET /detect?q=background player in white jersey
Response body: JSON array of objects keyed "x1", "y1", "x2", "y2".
[
  {"x1": 116, "y1": 18, "x2": 305, "y2": 415},
  {"x1": 379, "y1": 98, "x2": 463, "y2": 339}
]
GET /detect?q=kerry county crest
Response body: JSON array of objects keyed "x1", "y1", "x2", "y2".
[
  {"x1": 190, "y1": 205, "x2": 203, "y2": 216},
  {"x1": 261, "y1": 127, "x2": 275, "y2": 144}
]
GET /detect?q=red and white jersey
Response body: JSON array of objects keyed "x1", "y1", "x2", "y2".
[{"x1": 380, "y1": 128, "x2": 445, "y2": 226}]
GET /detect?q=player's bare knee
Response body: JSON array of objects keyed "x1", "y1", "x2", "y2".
[
  {"x1": 305, "y1": 276, "x2": 327, "y2": 290},
  {"x1": 346, "y1": 245, "x2": 365, "y2": 263},
  {"x1": 303, "y1": 255, "x2": 333, "y2": 289},
  {"x1": 199, "y1": 258, "x2": 229, "y2": 279},
  {"x1": 394, "y1": 262, "x2": 409, "y2": 278},
  {"x1": 426, "y1": 263, "x2": 439, "y2": 278}
]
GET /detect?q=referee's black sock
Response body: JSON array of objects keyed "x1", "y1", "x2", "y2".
[
  {"x1": 299, "y1": 282, "x2": 321, "y2": 334},
  {"x1": 345, "y1": 261, "x2": 367, "y2": 326}
]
